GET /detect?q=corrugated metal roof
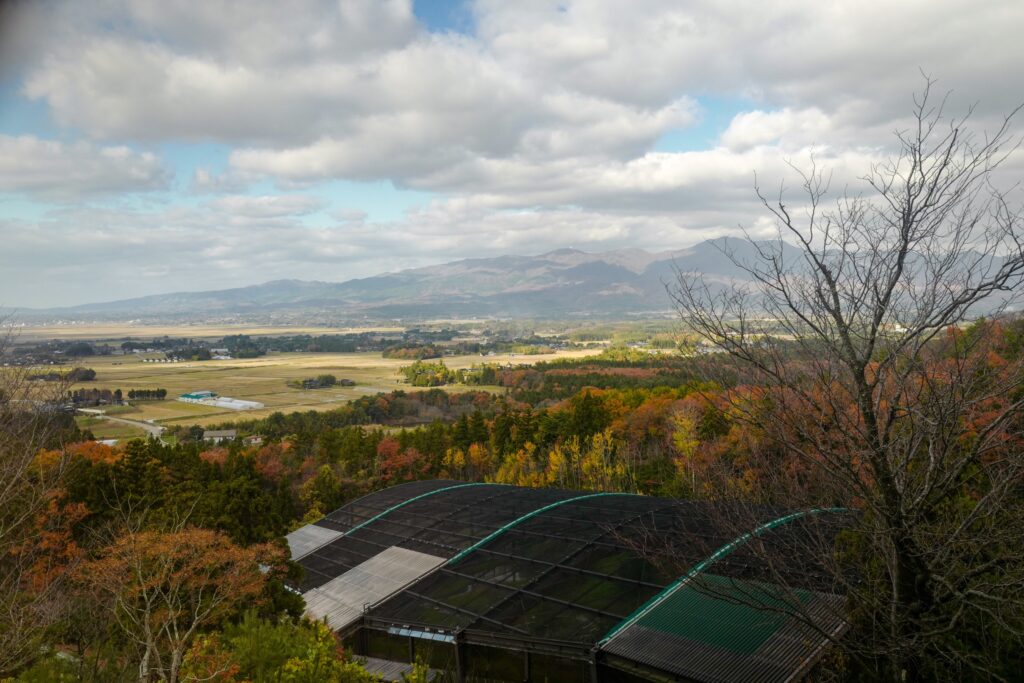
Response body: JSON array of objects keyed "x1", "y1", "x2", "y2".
[
  {"x1": 286, "y1": 523, "x2": 344, "y2": 560},
  {"x1": 303, "y1": 546, "x2": 445, "y2": 631},
  {"x1": 600, "y1": 576, "x2": 846, "y2": 683},
  {"x1": 637, "y1": 575, "x2": 802, "y2": 653},
  {"x1": 179, "y1": 391, "x2": 215, "y2": 399}
]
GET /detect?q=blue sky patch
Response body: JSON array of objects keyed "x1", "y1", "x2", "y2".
[
  {"x1": 654, "y1": 96, "x2": 754, "y2": 152},
  {"x1": 413, "y1": 0, "x2": 474, "y2": 34}
]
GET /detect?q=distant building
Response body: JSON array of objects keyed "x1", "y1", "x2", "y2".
[
  {"x1": 243, "y1": 434, "x2": 264, "y2": 446},
  {"x1": 202, "y1": 429, "x2": 237, "y2": 443},
  {"x1": 179, "y1": 390, "x2": 217, "y2": 403},
  {"x1": 209, "y1": 397, "x2": 264, "y2": 410},
  {"x1": 178, "y1": 390, "x2": 263, "y2": 410}
]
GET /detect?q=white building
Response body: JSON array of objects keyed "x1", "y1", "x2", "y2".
[{"x1": 177, "y1": 391, "x2": 263, "y2": 410}]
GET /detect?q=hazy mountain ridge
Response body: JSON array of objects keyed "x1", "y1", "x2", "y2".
[{"x1": 24, "y1": 239, "x2": 793, "y2": 321}]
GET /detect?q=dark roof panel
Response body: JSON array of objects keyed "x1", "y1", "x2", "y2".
[{"x1": 295, "y1": 480, "x2": 848, "y2": 682}]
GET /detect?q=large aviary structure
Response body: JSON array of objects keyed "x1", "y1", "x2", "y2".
[{"x1": 286, "y1": 480, "x2": 848, "y2": 683}]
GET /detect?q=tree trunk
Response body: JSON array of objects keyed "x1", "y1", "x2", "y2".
[{"x1": 138, "y1": 644, "x2": 151, "y2": 683}]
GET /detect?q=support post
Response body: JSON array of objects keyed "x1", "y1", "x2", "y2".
[{"x1": 454, "y1": 629, "x2": 466, "y2": 683}]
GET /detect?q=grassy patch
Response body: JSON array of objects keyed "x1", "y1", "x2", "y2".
[
  {"x1": 100, "y1": 403, "x2": 141, "y2": 415},
  {"x1": 67, "y1": 348, "x2": 603, "y2": 428},
  {"x1": 75, "y1": 415, "x2": 149, "y2": 440}
]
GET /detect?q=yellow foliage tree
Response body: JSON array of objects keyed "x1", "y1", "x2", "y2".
[
  {"x1": 441, "y1": 447, "x2": 466, "y2": 479},
  {"x1": 670, "y1": 410, "x2": 700, "y2": 494},
  {"x1": 579, "y1": 429, "x2": 631, "y2": 491},
  {"x1": 493, "y1": 442, "x2": 544, "y2": 487}
]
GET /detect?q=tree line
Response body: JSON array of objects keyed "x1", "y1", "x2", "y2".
[
  {"x1": 30, "y1": 366, "x2": 96, "y2": 382},
  {"x1": 126, "y1": 388, "x2": 167, "y2": 400}
]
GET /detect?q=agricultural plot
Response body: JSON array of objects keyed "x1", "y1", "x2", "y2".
[
  {"x1": 74, "y1": 348, "x2": 602, "y2": 428},
  {"x1": 75, "y1": 415, "x2": 149, "y2": 440},
  {"x1": 15, "y1": 323, "x2": 403, "y2": 341}
]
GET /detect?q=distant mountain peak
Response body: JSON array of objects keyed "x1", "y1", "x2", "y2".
[{"x1": 24, "y1": 240, "x2": 776, "y2": 321}]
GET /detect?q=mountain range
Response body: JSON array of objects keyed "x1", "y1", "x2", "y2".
[{"x1": 26, "y1": 239, "x2": 790, "y2": 321}]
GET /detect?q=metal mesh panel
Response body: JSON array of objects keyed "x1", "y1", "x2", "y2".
[
  {"x1": 297, "y1": 480, "x2": 847, "y2": 682},
  {"x1": 366, "y1": 493, "x2": 740, "y2": 646},
  {"x1": 300, "y1": 483, "x2": 531, "y2": 591},
  {"x1": 602, "y1": 587, "x2": 846, "y2": 683},
  {"x1": 596, "y1": 514, "x2": 849, "y2": 682}
]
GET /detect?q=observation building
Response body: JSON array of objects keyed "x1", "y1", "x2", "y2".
[{"x1": 286, "y1": 480, "x2": 847, "y2": 682}]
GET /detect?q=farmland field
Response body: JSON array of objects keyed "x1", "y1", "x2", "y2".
[
  {"x1": 75, "y1": 415, "x2": 150, "y2": 440},
  {"x1": 72, "y1": 348, "x2": 603, "y2": 428},
  {"x1": 14, "y1": 323, "x2": 404, "y2": 342}
]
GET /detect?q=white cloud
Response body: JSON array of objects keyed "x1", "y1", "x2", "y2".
[
  {"x1": 111, "y1": 0, "x2": 418, "y2": 65},
  {"x1": 0, "y1": 135, "x2": 169, "y2": 198},
  {"x1": 0, "y1": 199, "x2": 731, "y2": 307},
  {"x1": 720, "y1": 108, "x2": 833, "y2": 151},
  {"x1": 16, "y1": 0, "x2": 1023, "y2": 192},
  {"x1": 20, "y1": 2, "x2": 706, "y2": 160},
  {"x1": 229, "y1": 92, "x2": 696, "y2": 183},
  {"x1": 190, "y1": 167, "x2": 258, "y2": 194},
  {"x1": 475, "y1": 0, "x2": 1024, "y2": 114},
  {"x1": 24, "y1": 40, "x2": 363, "y2": 145},
  {"x1": 208, "y1": 195, "x2": 323, "y2": 218},
  {"x1": 332, "y1": 208, "x2": 369, "y2": 223},
  {"x1": 3, "y1": 0, "x2": 1024, "y2": 306}
]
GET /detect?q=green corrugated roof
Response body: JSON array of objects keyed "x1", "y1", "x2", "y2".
[
  {"x1": 180, "y1": 391, "x2": 215, "y2": 399},
  {"x1": 636, "y1": 574, "x2": 810, "y2": 655}
]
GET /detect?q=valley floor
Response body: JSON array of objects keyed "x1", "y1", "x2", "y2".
[{"x1": 73, "y1": 347, "x2": 604, "y2": 431}]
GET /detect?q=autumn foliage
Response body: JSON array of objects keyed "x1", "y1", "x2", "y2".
[{"x1": 76, "y1": 527, "x2": 280, "y2": 683}]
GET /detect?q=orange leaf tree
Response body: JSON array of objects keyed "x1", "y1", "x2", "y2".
[
  {"x1": 77, "y1": 527, "x2": 281, "y2": 683},
  {"x1": 0, "y1": 325, "x2": 80, "y2": 675}
]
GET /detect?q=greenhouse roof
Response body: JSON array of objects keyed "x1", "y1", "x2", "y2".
[{"x1": 288, "y1": 480, "x2": 848, "y2": 683}]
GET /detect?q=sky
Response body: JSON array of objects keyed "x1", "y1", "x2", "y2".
[{"x1": 0, "y1": 0, "x2": 1022, "y2": 308}]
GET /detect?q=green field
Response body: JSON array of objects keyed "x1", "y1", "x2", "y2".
[
  {"x1": 75, "y1": 415, "x2": 150, "y2": 439},
  {"x1": 72, "y1": 348, "x2": 603, "y2": 428}
]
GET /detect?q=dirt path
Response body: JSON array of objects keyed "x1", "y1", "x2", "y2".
[{"x1": 79, "y1": 409, "x2": 166, "y2": 437}]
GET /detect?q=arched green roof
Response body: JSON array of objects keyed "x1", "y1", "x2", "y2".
[{"x1": 294, "y1": 480, "x2": 848, "y2": 682}]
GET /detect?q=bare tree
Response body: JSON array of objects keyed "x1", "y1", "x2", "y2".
[
  {"x1": 0, "y1": 320, "x2": 79, "y2": 674},
  {"x1": 668, "y1": 82, "x2": 1024, "y2": 681}
]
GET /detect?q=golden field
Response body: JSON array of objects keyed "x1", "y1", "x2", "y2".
[
  {"x1": 71, "y1": 348, "x2": 603, "y2": 429},
  {"x1": 14, "y1": 323, "x2": 404, "y2": 341}
]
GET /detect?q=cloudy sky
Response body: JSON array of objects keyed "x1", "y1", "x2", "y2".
[{"x1": 1, "y1": 0, "x2": 1022, "y2": 308}]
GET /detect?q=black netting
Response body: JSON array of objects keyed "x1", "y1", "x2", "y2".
[{"x1": 298, "y1": 480, "x2": 847, "y2": 655}]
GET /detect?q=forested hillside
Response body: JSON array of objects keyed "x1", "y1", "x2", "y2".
[{"x1": 5, "y1": 313, "x2": 1024, "y2": 681}]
